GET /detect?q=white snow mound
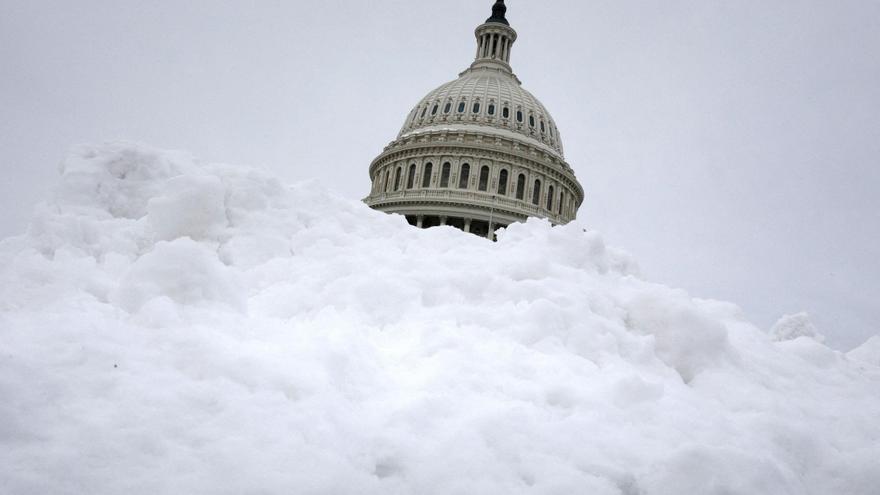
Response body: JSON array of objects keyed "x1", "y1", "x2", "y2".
[
  {"x1": 771, "y1": 312, "x2": 824, "y2": 342},
  {"x1": 1, "y1": 142, "x2": 879, "y2": 495},
  {"x1": 848, "y1": 336, "x2": 880, "y2": 367}
]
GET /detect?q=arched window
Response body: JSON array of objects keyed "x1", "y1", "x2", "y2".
[
  {"x1": 540, "y1": 120, "x2": 546, "y2": 133},
  {"x1": 472, "y1": 102, "x2": 481, "y2": 114},
  {"x1": 422, "y1": 162, "x2": 433, "y2": 188},
  {"x1": 529, "y1": 115, "x2": 536, "y2": 128},
  {"x1": 458, "y1": 101, "x2": 466, "y2": 113},
  {"x1": 502, "y1": 106, "x2": 510, "y2": 119},
  {"x1": 488, "y1": 104, "x2": 496, "y2": 116},
  {"x1": 516, "y1": 110, "x2": 524, "y2": 123},
  {"x1": 444, "y1": 102, "x2": 452, "y2": 114},
  {"x1": 394, "y1": 167, "x2": 402, "y2": 191},
  {"x1": 558, "y1": 191, "x2": 564, "y2": 214},
  {"x1": 431, "y1": 104, "x2": 439, "y2": 116},
  {"x1": 407, "y1": 164, "x2": 417, "y2": 189},
  {"x1": 516, "y1": 174, "x2": 526, "y2": 200},
  {"x1": 440, "y1": 162, "x2": 451, "y2": 187},
  {"x1": 532, "y1": 179, "x2": 541, "y2": 205},
  {"x1": 547, "y1": 185, "x2": 554, "y2": 211},
  {"x1": 478, "y1": 166, "x2": 490, "y2": 191},
  {"x1": 498, "y1": 169, "x2": 509, "y2": 195},
  {"x1": 459, "y1": 163, "x2": 470, "y2": 189},
  {"x1": 420, "y1": 106, "x2": 427, "y2": 118},
  {"x1": 549, "y1": 125, "x2": 554, "y2": 137},
  {"x1": 384, "y1": 170, "x2": 390, "y2": 192}
]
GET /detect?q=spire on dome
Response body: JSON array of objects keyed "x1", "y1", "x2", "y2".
[
  {"x1": 471, "y1": 0, "x2": 517, "y2": 72},
  {"x1": 486, "y1": 0, "x2": 509, "y2": 26}
]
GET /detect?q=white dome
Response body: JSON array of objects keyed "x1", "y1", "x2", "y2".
[
  {"x1": 399, "y1": 67, "x2": 565, "y2": 158},
  {"x1": 365, "y1": 1, "x2": 584, "y2": 236}
]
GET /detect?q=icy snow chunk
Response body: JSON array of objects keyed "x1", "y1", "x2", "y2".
[
  {"x1": 111, "y1": 238, "x2": 244, "y2": 313},
  {"x1": 771, "y1": 312, "x2": 824, "y2": 342},
  {"x1": 55, "y1": 142, "x2": 197, "y2": 219},
  {"x1": 147, "y1": 174, "x2": 228, "y2": 241}
]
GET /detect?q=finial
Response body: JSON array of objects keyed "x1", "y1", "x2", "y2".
[{"x1": 486, "y1": 0, "x2": 509, "y2": 26}]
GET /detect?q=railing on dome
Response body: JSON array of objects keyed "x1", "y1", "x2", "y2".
[{"x1": 369, "y1": 189, "x2": 567, "y2": 225}]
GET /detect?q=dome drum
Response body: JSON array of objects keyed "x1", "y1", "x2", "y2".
[{"x1": 366, "y1": 138, "x2": 582, "y2": 232}]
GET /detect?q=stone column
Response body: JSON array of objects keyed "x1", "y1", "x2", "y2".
[
  {"x1": 416, "y1": 215, "x2": 424, "y2": 228},
  {"x1": 464, "y1": 219, "x2": 472, "y2": 233},
  {"x1": 440, "y1": 216, "x2": 447, "y2": 226}
]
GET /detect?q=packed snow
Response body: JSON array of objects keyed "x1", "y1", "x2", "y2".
[{"x1": 1, "y1": 142, "x2": 878, "y2": 494}]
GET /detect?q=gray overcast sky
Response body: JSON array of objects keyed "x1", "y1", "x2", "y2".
[{"x1": 1, "y1": 0, "x2": 878, "y2": 349}]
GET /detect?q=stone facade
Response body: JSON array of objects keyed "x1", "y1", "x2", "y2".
[{"x1": 364, "y1": 1, "x2": 584, "y2": 238}]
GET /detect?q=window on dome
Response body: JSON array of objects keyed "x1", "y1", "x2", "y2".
[
  {"x1": 549, "y1": 125, "x2": 554, "y2": 137},
  {"x1": 394, "y1": 167, "x2": 402, "y2": 191},
  {"x1": 431, "y1": 104, "x2": 438, "y2": 116},
  {"x1": 532, "y1": 179, "x2": 541, "y2": 205},
  {"x1": 516, "y1": 174, "x2": 526, "y2": 200},
  {"x1": 479, "y1": 166, "x2": 490, "y2": 191},
  {"x1": 498, "y1": 169, "x2": 509, "y2": 195},
  {"x1": 488, "y1": 104, "x2": 496, "y2": 116},
  {"x1": 420, "y1": 107, "x2": 427, "y2": 118},
  {"x1": 558, "y1": 192, "x2": 564, "y2": 214},
  {"x1": 502, "y1": 106, "x2": 510, "y2": 119},
  {"x1": 384, "y1": 170, "x2": 390, "y2": 192},
  {"x1": 440, "y1": 162, "x2": 451, "y2": 187},
  {"x1": 472, "y1": 103, "x2": 481, "y2": 114},
  {"x1": 407, "y1": 164, "x2": 417, "y2": 189},
  {"x1": 516, "y1": 110, "x2": 523, "y2": 123},
  {"x1": 444, "y1": 102, "x2": 452, "y2": 114},
  {"x1": 459, "y1": 163, "x2": 470, "y2": 189},
  {"x1": 547, "y1": 185, "x2": 554, "y2": 211},
  {"x1": 529, "y1": 115, "x2": 536, "y2": 128},
  {"x1": 540, "y1": 120, "x2": 546, "y2": 133},
  {"x1": 458, "y1": 101, "x2": 466, "y2": 113},
  {"x1": 422, "y1": 163, "x2": 433, "y2": 188}
]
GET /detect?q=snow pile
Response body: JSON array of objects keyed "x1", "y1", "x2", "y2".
[
  {"x1": 2, "y1": 142, "x2": 879, "y2": 495},
  {"x1": 849, "y1": 336, "x2": 880, "y2": 367},
  {"x1": 770, "y1": 312, "x2": 824, "y2": 342}
]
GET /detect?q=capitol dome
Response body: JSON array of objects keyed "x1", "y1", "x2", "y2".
[
  {"x1": 365, "y1": 1, "x2": 584, "y2": 238},
  {"x1": 399, "y1": 70, "x2": 565, "y2": 158}
]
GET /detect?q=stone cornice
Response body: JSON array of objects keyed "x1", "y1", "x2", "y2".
[{"x1": 364, "y1": 189, "x2": 568, "y2": 225}]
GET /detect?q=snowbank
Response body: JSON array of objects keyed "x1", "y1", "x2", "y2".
[{"x1": 1, "y1": 142, "x2": 878, "y2": 495}]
